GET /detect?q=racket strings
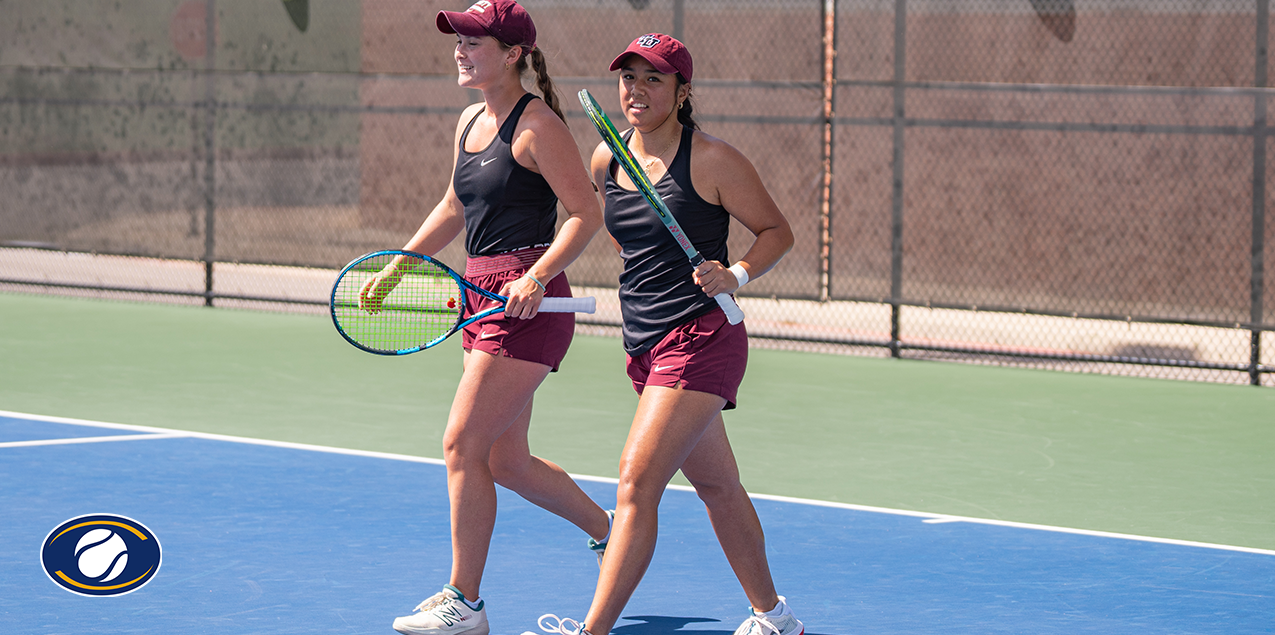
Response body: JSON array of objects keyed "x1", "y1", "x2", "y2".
[{"x1": 332, "y1": 254, "x2": 462, "y2": 354}]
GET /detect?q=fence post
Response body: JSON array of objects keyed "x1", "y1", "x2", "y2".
[
  {"x1": 889, "y1": 0, "x2": 907, "y2": 357},
  {"x1": 819, "y1": 0, "x2": 837, "y2": 302},
  {"x1": 1253, "y1": 0, "x2": 1269, "y2": 385},
  {"x1": 202, "y1": 0, "x2": 218, "y2": 307},
  {"x1": 672, "y1": 0, "x2": 684, "y2": 41}
]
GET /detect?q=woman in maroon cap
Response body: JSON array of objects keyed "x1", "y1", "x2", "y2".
[
  {"x1": 367, "y1": 3, "x2": 611, "y2": 635},
  {"x1": 526, "y1": 33, "x2": 803, "y2": 635}
]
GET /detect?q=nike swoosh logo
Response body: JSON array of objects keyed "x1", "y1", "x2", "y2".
[
  {"x1": 653, "y1": 364, "x2": 674, "y2": 372},
  {"x1": 480, "y1": 157, "x2": 497, "y2": 166},
  {"x1": 479, "y1": 331, "x2": 500, "y2": 339}
]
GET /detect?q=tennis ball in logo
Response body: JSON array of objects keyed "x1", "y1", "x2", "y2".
[
  {"x1": 43, "y1": 514, "x2": 161, "y2": 596},
  {"x1": 75, "y1": 529, "x2": 129, "y2": 582}
]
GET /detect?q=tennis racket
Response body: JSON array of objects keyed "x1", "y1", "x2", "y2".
[
  {"x1": 330, "y1": 250, "x2": 596, "y2": 355},
  {"x1": 578, "y1": 89, "x2": 744, "y2": 325}
]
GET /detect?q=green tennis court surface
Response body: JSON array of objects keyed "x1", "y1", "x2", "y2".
[{"x1": 2, "y1": 291, "x2": 1272, "y2": 555}]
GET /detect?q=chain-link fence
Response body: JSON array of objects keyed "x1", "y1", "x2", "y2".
[{"x1": 1, "y1": 0, "x2": 1272, "y2": 385}]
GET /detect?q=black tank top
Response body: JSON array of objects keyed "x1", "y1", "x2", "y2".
[
  {"x1": 454, "y1": 93, "x2": 558, "y2": 256},
  {"x1": 604, "y1": 125, "x2": 731, "y2": 356}
]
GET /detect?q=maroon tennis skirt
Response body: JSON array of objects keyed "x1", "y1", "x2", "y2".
[
  {"x1": 461, "y1": 246, "x2": 575, "y2": 372},
  {"x1": 625, "y1": 308, "x2": 747, "y2": 409}
]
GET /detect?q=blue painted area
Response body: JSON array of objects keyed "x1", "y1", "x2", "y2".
[{"x1": 0, "y1": 415, "x2": 1271, "y2": 635}]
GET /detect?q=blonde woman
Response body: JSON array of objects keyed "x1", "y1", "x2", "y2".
[{"x1": 365, "y1": 3, "x2": 612, "y2": 634}]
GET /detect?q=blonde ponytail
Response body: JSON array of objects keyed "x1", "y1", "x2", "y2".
[{"x1": 519, "y1": 48, "x2": 566, "y2": 124}]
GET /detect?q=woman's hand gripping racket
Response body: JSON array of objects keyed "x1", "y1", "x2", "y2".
[
  {"x1": 578, "y1": 89, "x2": 745, "y2": 325},
  {"x1": 330, "y1": 250, "x2": 596, "y2": 355}
]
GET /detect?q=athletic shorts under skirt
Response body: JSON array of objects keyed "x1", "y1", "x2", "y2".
[
  {"x1": 625, "y1": 308, "x2": 747, "y2": 410},
  {"x1": 461, "y1": 246, "x2": 574, "y2": 372}
]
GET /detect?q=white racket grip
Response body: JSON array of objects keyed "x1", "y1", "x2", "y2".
[
  {"x1": 714, "y1": 293, "x2": 745, "y2": 325},
  {"x1": 540, "y1": 296, "x2": 597, "y2": 314}
]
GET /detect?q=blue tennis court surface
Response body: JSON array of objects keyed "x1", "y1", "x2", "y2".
[{"x1": 1, "y1": 412, "x2": 1272, "y2": 634}]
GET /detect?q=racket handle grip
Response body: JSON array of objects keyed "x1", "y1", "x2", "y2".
[
  {"x1": 715, "y1": 293, "x2": 745, "y2": 325},
  {"x1": 541, "y1": 296, "x2": 597, "y2": 314}
]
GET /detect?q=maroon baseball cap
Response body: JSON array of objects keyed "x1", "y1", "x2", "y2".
[
  {"x1": 437, "y1": 0, "x2": 536, "y2": 49},
  {"x1": 609, "y1": 33, "x2": 693, "y2": 82}
]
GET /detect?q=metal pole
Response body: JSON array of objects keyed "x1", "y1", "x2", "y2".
[
  {"x1": 819, "y1": 0, "x2": 837, "y2": 302},
  {"x1": 889, "y1": 0, "x2": 907, "y2": 357},
  {"x1": 1252, "y1": 0, "x2": 1269, "y2": 385},
  {"x1": 672, "y1": 0, "x2": 684, "y2": 41},
  {"x1": 202, "y1": 0, "x2": 217, "y2": 307}
]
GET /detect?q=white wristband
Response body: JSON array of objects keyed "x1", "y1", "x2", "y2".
[{"x1": 727, "y1": 263, "x2": 749, "y2": 288}]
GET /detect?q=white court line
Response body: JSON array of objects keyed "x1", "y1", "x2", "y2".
[
  {"x1": 3, "y1": 408, "x2": 1273, "y2": 558},
  {"x1": 0, "y1": 432, "x2": 189, "y2": 448},
  {"x1": 0, "y1": 409, "x2": 446, "y2": 466}
]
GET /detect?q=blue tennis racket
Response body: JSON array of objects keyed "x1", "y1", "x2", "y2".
[{"x1": 330, "y1": 250, "x2": 595, "y2": 355}]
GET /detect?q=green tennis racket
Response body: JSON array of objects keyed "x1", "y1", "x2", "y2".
[{"x1": 578, "y1": 89, "x2": 744, "y2": 325}]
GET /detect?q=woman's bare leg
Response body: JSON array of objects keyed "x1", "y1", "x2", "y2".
[
  {"x1": 444, "y1": 350, "x2": 611, "y2": 600},
  {"x1": 443, "y1": 351, "x2": 550, "y2": 600},
  {"x1": 582, "y1": 386, "x2": 726, "y2": 635},
  {"x1": 488, "y1": 395, "x2": 612, "y2": 543},
  {"x1": 679, "y1": 413, "x2": 779, "y2": 613}
]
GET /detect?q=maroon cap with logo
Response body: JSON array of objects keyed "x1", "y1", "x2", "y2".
[
  {"x1": 609, "y1": 33, "x2": 693, "y2": 82},
  {"x1": 437, "y1": 0, "x2": 536, "y2": 49}
]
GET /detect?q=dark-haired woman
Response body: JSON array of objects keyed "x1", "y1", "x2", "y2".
[{"x1": 528, "y1": 33, "x2": 803, "y2": 635}]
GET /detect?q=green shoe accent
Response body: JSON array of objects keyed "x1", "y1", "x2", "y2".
[{"x1": 443, "y1": 584, "x2": 483, "y2": 612}]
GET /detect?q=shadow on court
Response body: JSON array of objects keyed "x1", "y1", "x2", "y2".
[
  {"x1": 613, "y1": 616, "x2": 842, "y2": 635},
  {"x1": 613, "y1": 617, "x2": 722, "y2": 635}
]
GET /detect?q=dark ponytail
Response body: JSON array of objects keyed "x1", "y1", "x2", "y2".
[{"x1": 676, "y1": 74, "x2": 699, "y2": 131}]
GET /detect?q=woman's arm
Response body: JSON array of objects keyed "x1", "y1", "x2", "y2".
[
  {"x1": 589, "y1": 141, "x2": 623, "y2": 254},
  {"x1": 358, "y1": 104, "x2": 477, "y2": 310},
  {"x1": 689, "y1": 133, "x2": 794, "y2": 297},
  {"x1": 502, "y1": 101, "x2": 605, "y2": 316},
  {"x1": 398, "y1": 102, "x2": 485, "y2": 256}
]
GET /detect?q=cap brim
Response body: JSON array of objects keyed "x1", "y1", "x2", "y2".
[
  {"x1": 437, "y1": 11, "x2": 490, "y2": 38},
  {"x1": 608, "y1": 50, "x2": 679, "y2": 76}
]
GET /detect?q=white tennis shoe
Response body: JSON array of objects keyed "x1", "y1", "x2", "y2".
[
  {"x1": 393, "y1": 585, "x2": 490, "y2": 635},
  {"x1": 733, "y1": 597, "x2": 803, "y2": 635},
  {"x1": 521, "y1": 613, "x2": 586, "y2": 635}
]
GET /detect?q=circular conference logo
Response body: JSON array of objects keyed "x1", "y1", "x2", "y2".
[{"x1": 41, "y1": 514, "x2": 161, "y2": 597}]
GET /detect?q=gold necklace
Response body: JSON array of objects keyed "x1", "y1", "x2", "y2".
[{"x1": 636, "y1": 131, "x2": 678, "y2": 174}]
